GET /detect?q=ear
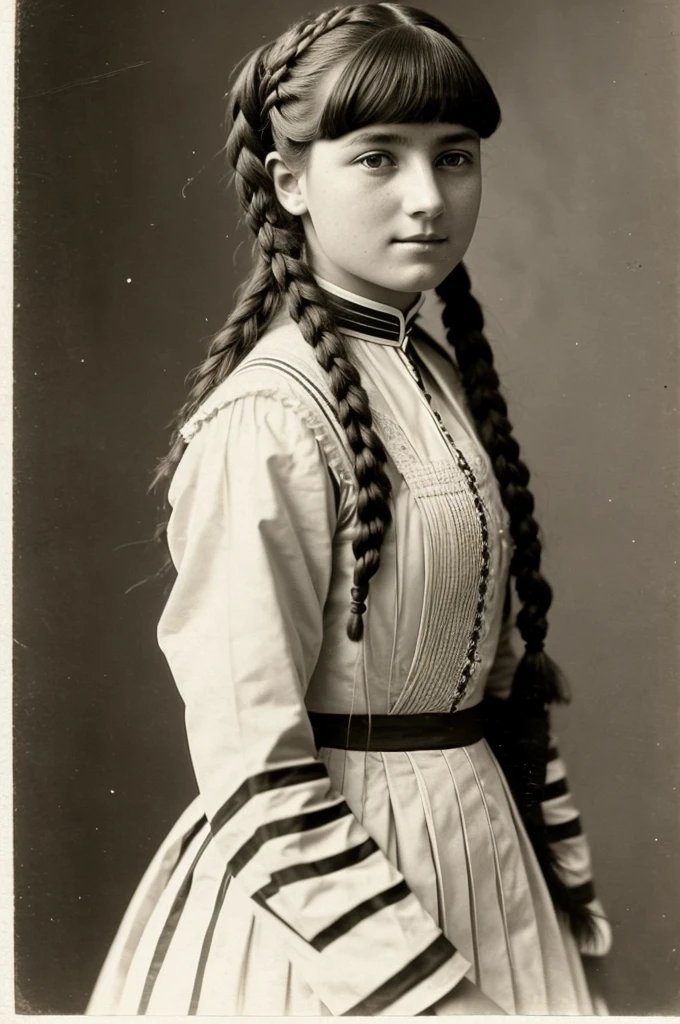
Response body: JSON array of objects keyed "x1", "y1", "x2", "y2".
[{"x1": 265, "y1": 150, "x2": 308, "y2": 217}]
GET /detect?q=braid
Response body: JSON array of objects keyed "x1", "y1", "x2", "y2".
[
  {"x1": 154, "y1": 4, "x2": 391, "y2": 640},
  {"x1": 260, "y1": 7, "x2": 358, "y2": 121},
  {"x1": 278, "y1": 254, "x2": 394, "y2": 641},
  {"x1": 436, "y1": 262, "x2": 567, "y2": 704},
  {"x1": 255, "y1": 2, "x2": 393, "y2": 640},
  {"x1": 436, "y1": 262, "x2": 596, "y2": 944}
]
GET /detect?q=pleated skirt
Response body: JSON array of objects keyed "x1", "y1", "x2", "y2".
[{"x1": 87, "y1": 739, "x2": 601, "y2": 1015}]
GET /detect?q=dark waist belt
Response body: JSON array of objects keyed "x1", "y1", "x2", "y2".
[{"x1": 307, "y1": 703, "x2": 485, "y2": 751}]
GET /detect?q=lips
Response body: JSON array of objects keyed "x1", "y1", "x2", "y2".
[{"x1": 394, "y1": 236, "x2": 447, "y2": 243}]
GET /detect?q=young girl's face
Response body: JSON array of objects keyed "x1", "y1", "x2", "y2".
[{"x1": 272, "y1": 122, "x2": 482, "y2": 310}]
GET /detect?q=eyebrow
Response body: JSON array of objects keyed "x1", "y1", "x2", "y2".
[{"x1": 342, "y1": 129, "x2": 479, "y2": 148}]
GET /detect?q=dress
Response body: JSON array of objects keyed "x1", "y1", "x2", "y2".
[{"x1": 87, "y1": 282, "x2": 611, "y2": 1016}]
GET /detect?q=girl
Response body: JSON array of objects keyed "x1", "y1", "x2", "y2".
[{"x1": 88, "y1": 2, "x2": 611, "y2": 1015}]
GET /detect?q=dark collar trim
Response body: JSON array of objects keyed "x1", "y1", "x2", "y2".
[{"x1": 315, "y1": 276, "x2": 424, "y2": 350}]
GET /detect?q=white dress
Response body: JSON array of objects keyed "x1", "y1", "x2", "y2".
[{"x1": 87, "y1": 285, "x2": 610, "y2": 1016}]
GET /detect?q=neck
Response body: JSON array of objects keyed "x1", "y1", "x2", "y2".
[{"x1": 307, "y1": 263, "x2": 420, "y2": 313}]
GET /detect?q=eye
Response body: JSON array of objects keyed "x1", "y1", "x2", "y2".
[
  {"x1": 356, "y1": 152, "x2": 394, "y2": 170},
  {"x1": 437, "y1": 152, "x2": 472, "y2": 168}
]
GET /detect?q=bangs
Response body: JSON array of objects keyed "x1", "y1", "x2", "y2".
[{"x1": 318, "y1": 25, "x2": 501, "y2": 140}]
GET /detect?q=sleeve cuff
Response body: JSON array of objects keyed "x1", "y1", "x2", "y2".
[{"x1": 367, "y1": 949, "x2": 472, "y2": 1017}]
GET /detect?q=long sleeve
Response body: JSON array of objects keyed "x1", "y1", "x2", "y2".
[
  {"x1": 157, "y1": 393, "x2": 471, "y2": 1016},
  {"x1": 484, "y1": 611, "x2": 612, "y2": 957}
]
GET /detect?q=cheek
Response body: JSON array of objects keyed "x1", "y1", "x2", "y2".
[
  {"x1": 448, "y1": 179, "x2": 482, "y2": 239},
  {"x1": 307, "y1": 168, "x2": 388, "y2": 217},
  {"x1": 470, "y1": 182, "x2": 483, "y2": 220},
  {"x1": 455, "y1": 177, "x2": 482, "y2": 215},
  {"x1": 308, "y1": 181, "x2": 384, "y2": 247}
]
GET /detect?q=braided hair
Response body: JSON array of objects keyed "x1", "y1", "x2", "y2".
[
  {"x1": 153, "y1": 2, "x2": 594, "y2": 940},
  {"x1": 436, "y1": 263, "x2": 595, "y2": 941}
]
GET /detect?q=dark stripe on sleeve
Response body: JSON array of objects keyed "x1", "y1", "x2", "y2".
[
  {"x1": 177, "y1": 815, "x2": 208, "y2": 864},
  {"x1": 229, "y1": 801, "x2": 352, "y2": 875},
  {"x1": 566, "y1": 879, "x2": 596, "y2": 904},
  {"x1": 250, "y1": 889, "x2": 306, "y2": 941},
  {"x1": 546, "y1": 816, "x2": 583, "y2": 843},
  {"x1": 138, "y1": 830, "x2": 213, "y2": 1013},
  {"x1": 541, "y1": 777, "x2": 569, "y2": 802},
  {"x1": 547, "y1": 746, "x2": 559, "y2": 762},
  {"x1": 343, "y1": 934, "x2": 456, "y2": 1016},
  {"x1": 210, "y1": 762, "x2": 327, "y2": 836},
  {"x1": 188, "y1": 869, "x2": 232, "y2": 1014},
  {"x1": 254, "y1": 837, "x2": 379, "y2": 902},
  {"x1": 311, "y1": 879, "x2": 411, "y2": 952}
]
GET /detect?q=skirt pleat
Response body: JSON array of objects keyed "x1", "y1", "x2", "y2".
[{"x1": 88, "y1": 740, "x2": 601, "y2": 1015}]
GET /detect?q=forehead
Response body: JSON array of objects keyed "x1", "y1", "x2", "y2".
[{"x1": 337, "y1": 123, "x2": 481, "y2": 148}]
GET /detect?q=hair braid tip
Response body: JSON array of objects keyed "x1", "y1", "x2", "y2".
[{"x1": 346, "y1": 610, "x2": 366, "y2": 642}]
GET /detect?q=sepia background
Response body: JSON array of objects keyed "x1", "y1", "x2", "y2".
[{"x1": 14, "y1": 0, "x2": 679, "y2": 1014}]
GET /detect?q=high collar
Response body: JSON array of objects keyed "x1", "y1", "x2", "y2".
[{"x1": 315, "y1": 276, "x2": 424, "y2": 351}]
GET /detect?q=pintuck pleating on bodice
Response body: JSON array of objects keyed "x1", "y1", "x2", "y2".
[
  {"x1": 87, "y1": 287, "x2": 610, "y2": 1018},
  {"x1": 179, "y1": 297, "x2": 514, "y2": 720}
]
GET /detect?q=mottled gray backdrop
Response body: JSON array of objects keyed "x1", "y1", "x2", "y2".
[{"x1": 14, "y1": 0, "x2": 679, "y2": 1013}]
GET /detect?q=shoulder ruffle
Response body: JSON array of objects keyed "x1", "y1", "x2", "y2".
[{"x1": 180, "y1": 384, "x2": 355, "y2": 490}]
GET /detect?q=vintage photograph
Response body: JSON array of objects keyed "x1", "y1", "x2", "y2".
[{"x1": 10, "y1": 0, "x2": 679, "y2": 1016}]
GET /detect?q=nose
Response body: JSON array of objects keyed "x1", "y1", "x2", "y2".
[{"x1": 401, "y1": 160, "x2": 445, "y2": 220}]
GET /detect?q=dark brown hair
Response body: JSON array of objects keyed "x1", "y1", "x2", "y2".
[{"x1": 153, "y1": 2, "x2": 595, "y2": 942}]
